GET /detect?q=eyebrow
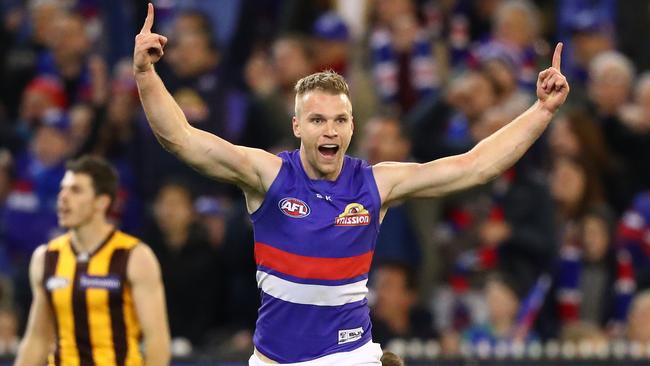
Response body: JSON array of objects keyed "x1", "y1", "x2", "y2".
[{"x1": 308, "y1": 113, "x2": 349, "y2": 119}]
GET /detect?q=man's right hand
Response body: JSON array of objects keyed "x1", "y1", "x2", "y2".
[{"x1": 133, "y1": 3, "x2": 168, "y2": 74}]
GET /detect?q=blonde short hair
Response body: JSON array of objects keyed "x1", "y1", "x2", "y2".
[{"x1": 294, "y1": 70, "x2": 350, "y2": 99}]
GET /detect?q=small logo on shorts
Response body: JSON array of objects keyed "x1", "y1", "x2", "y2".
[
  {"x1": 335, "y1": 203, "x2": 371, "y2": 226},
  {"x1": 338, "y1": 327, "x2": 364, "y2": 344},
  {"x1": 279, "y1": 197, "x2": 310, "y2": 218},
  {"x1": 45, "y1": 276, "x2": 70, "y2": 291}
]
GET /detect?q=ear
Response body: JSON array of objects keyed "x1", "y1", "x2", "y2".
[
  {"x1": 292, "y1": 115, "x2": 301, "y2": 138},
  {"x1": 96, "y1": 194, "x2": 112, "y2": 215}
]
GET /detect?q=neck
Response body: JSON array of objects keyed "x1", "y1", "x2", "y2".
[
  {"x1": 379, "y1": 306, "x2": 410, "y2": 335},
  {"x1": 57, "y1": 57, "x2": 82, "y2": 79},
  {"x1": 492, "y1": 317, "x2": 514, "y2": 336},
  {"x1": 165, "y1": 227, "x2": 189, "y2": 250},
  {"x1": 298, "y1": 147, "x2": 343, "y2": 181},
  {"x1": 71, "y1": 217, "x2": 114, "y2": 254}
]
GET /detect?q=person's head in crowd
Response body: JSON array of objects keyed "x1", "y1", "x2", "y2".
[
  {"x1": 195, "y1": 196, "x2": 227, "y2": 249},
  {"x1": 627, "y1": 290, "x2": 650, "y2": 343},
  {"x1": 91, "y1": 62, "x2": 139, "y2": 156},
  {"x1": 68, "y1": 104, "x2": 93, "y2": 153},
  {"x1": 560, "y1": 321, "x2": 608, "y2": 349},
  {"x1": 550, "y1": 155, "x2": 604, "y2": 220},
  {"x1": 108, "y1": 79, "x2": 139, "y2": 127},
  {"x1": 312, "y1": 12, "x2": 350, "y2": 74},
  {"x1": 373, "y1": 0, "x2": 416, "y2": 29},
  {"x1": 548, "y1": 109, "x2": 612, "y2": 171},
  {"x1": 380, "y1": 351, "x2": 405, "y2": 366},
  {"x1": 447, "y1": 71, "x2": 497, "y2": 122},
  {"x1": 492, "y1": 0, "x2": 540, "y2": 49},
  {"x1": 57, "y1": 155, "x2": 119, "y2": 229},
  {"x1": 153, "y1": 180, "x2": 196, "y2": 250},
  {"x1": 171, "y1": 9, "x2": 214, "y2": 38},
  {"x1": 28, "y1": 0, "x2": 67, "y2": 48},
  {"x1": 569, "y1": 11, "x2": 614, "y2": 69},
  {"x1": 579, "y1": 206, "x2": 614, "y2": 263},
  {"x1": 478, "y1": 45, "x2": 520, "y2": 102},
  {"x1": 105, "y1": 58, "x2": 139, "y2": 127},
  {"x1": 387, "y1": 8, "x2": 420, "y2": 53},
  {"x1": 588, "y1": 51, "x2": 634, "y2": 117},
  {"x1": 31, "y1": 109, "x2": 71, "y2": 167},
  {"x1": 272, "y1": 35, "x2": 315, "y2": 91},
  {"x1": 360, "y1": 115, "x2": 411, "y2": 165},
  {"x1": 244, "y1": 47, "x2": 278, "y2": 97},
  {"x1": 49, "y1": 12, "x2": 91, "y2": 71},
  {"x1": 372, "y1": 262, "x2": 418, "y2": 324},
  {"x1": 20, "y1": 76, "x2": 68, "y2": 126},
  {"x1": 484, "y1": 272, "x2": 523, "y2": 332},
  {"x1": 166, "y1": 27, "x2": 219, "y2": 79}
]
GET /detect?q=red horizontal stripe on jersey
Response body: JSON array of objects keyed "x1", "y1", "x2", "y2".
[{"x1": 255, "y1": 242, "x2": 373, "y2": 281}]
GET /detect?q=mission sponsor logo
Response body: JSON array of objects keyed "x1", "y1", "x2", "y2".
[
  {"x1": 335, "y1": 203, "x2": 371, "y2": 226},
  {"x1": 278, "y1": 197, "x2": 311, "y2": 218}
]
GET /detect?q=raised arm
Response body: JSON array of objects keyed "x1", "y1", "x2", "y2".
[
  {"x1": 14, "y1": 246, "x2": 55, "y2": 366},
  {"x1": 375, "y1": 43, "x2": 569, "y2": 206},
  {"x1": 133, "y1": 3, "x2": 280, "y2": 198}
]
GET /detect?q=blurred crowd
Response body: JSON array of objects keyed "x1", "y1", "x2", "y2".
[{"x1": 1, "y1": 0, "x2": 650, "y2": 361}]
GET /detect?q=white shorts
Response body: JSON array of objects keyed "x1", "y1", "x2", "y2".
[{"x1": 248, "y1": 341, "x2": 383, "y2": 366}]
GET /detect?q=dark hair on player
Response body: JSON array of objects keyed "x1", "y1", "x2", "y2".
[{"x1": 65, "y1": 155, "x2": 119, "y2": 207}]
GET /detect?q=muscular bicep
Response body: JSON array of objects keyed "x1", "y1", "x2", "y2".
[
  {"x1": 14, "y1": 246, "x2": 55, "y2": 366},
  {"x1": 25, "y1": 245, "x2": 55, "y2": 337},
  {"x1": 127, "y1": 244, "x2": 170, "y2": 366},
  {"x1": 374, "y1": 152, "x2": 481, "y2": 205},
  {"x1": 127, "y1": 245, "x2": 170, "y2": 344},
  {"x1": 169, "y1": 125, "x2": 282, "y2": 193}
]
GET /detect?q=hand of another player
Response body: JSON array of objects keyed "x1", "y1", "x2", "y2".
[
  {"x1": 536, "y1": 43, "x2": 570, "y2": 114},
  {"x1": 133, "y1": 3, "x2": 168, "y2": 74}
]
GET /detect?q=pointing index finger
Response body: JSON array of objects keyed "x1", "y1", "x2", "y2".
[
  {"x1": 140, "y1": 3, "x2": 154, "y2": 34},
  {"x1": 552, "y1": 42, "x2": 563, "y2": 72}
]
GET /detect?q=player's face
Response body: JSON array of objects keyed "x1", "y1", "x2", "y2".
[
  {"x1": 293, "y1": 91, "x2": 353, "y2": 180},
  {"x1": 57, "y1": 171, "x2": 106, "y2": 229}
]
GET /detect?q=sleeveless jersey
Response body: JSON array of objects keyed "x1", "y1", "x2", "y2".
[
  {"x1": 42, "y1": 230, "x2": 143, "y2": 366},
  {"x1": 251, "y1": 150, "x2": 381, "y2": 362}
]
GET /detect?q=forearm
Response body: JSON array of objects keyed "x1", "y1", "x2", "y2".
[
  {"x1": 135, "y1": 68, "x2": 191, "y2": 153},
  {"x1": 13, "y1": 337, "x2": 50, "y2": 366},
  {"x1": 471, "y1": 101, "x2": 553, "y2": 182},
  {"x1": 143, "y1": 334, "x2": 171, "y2": 366}
]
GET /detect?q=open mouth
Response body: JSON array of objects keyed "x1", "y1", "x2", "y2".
[{"x1": 318, "y1": 144, "x2": 340, "y2": 158}]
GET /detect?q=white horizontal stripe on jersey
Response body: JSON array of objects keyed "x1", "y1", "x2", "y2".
[{"x1": 256, "y1": 270, "x2": 368, "y2": 306}]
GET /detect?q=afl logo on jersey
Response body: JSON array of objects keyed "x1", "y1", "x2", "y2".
[{"x1": 279, "y1": 197, "x2": 311, "y2": 218}]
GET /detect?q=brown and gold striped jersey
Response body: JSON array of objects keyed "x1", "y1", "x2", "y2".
[{"x1": 43, "y1": 230, "x2": 143, "y2": 366}]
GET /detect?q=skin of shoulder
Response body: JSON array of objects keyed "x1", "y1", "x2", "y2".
[
  {"x1": 126, "y1": 243, "x2": 171, "y2": 366},
  {"x1": 30, "y1": 244, "x2": 48, "y2": 286}
]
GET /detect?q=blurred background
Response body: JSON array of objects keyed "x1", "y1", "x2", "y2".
[{"x1": 1, "y1": 0, "x2": 650, "y2": 364}]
